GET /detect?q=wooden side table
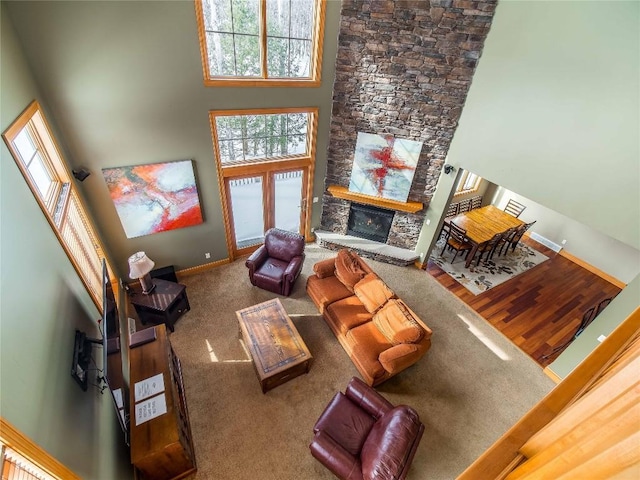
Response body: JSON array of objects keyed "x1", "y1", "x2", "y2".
[{"x1": 130, "y1": 278, "x2": 190, "y2": 332}]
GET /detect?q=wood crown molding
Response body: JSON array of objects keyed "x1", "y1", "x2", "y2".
[
  {"x1": 0, "y1": 417, "x2": 80, "y2": 479},
  {"x1": 327, "y1": 185, "x2": 423, "y2": 213}
]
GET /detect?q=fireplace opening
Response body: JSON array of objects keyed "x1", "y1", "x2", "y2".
[{"x1": 347, "y1": 203, "x2": 394, "y2": 243}]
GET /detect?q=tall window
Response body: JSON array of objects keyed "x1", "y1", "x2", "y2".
[
  {"x1": 3, "y1": 101, "x2": 111, "y2": 310},
  {"x1": 195, "y1": 0, "x2": 326, "y2": 86}
]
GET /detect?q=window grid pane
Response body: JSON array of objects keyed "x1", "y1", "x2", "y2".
[
  {"x1": 216, "y1": 112, "x2": 309, "y2": 164},
  {"x1": 228, "y1": 176, "x2": 265, "y2": 248},
  {"x1": 199, "y1": 0, "x2": 318, "y2": 81},
  {"x1": 28, "y1": 152, "x2": 54, "y2": 200},
  {"x1": 13, "y1": 128, "x2": 37, "y2": 165}
]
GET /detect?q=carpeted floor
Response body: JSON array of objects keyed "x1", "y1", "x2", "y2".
[
  {"x1": 167, "y1": 244, "x2": 555, "y2": 480},
  {"x1": 430, "y1": 240, "x2": 549, "y2": 295}
]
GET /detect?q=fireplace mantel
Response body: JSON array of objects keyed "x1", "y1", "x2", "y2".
[{"x1": 327, "y1": 185, "x2": 423, "y2": 214}]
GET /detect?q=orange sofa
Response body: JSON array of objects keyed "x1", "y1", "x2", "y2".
[{"x1": 306, "y1": 249, "x2": 432, "y2": 386}]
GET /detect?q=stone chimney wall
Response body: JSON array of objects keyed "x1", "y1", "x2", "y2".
[{"x1": 321, "y1": 0, "x2": 496, "y2": 250}]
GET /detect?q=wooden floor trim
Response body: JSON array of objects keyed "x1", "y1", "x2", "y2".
[
  {"x1": 542, "y1": 366, "x2": 562, "y2": 384},
  {"x1": 558, "y1": 250, "x2": 626, "y2": 289},
  {"x1": 176, "y1": 258, "x2": 231, "y2": 278}
]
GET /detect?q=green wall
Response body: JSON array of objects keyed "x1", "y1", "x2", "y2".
[
  {"x1": 3, "y1": 0, "x2": 341, "y2": 280},
  {"x1": 0, "y1": 5, "x2": 132, "y2": 478}
]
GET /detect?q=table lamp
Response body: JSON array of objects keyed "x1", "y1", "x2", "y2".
[{"x1": 128, "y1": 251, "x2": 155, "y2": 294}]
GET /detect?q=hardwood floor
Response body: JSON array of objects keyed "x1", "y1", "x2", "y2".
[{"x1": 425, "y1": 236, "x2": 622, "y2": 367}]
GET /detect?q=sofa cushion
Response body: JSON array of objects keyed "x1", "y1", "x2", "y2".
[
  {"x1": 334, "y1": 249, "x2": 368, "y2": 292},
  {"x1": 306, "y1": 275, "x2": 353, "y2": 313},
  {"x1": 353, "y1": 274, "x2": 395, "y2": 314},
  {"x1": 346, "y1": 322, "x2": 392, "y2": 383},
  {"x1": 313, "y1": 258, "x2": 337, "y2": 279},
  {"x1": 372, "y1": 299, "x2": 425, "y2": 345},
  {"x1": 379, "y1": 343, "x2": 425, "y2": 375},
  {"x1": 326, "y1": 296, "x2": 373, "y2": 335}
]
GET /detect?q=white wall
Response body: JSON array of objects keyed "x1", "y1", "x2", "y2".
[{"x1": 491, "y1": 187, "x2": 640, "y2": 284}]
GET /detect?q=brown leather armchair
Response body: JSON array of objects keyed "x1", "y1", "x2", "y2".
[
  {"x1": 310, "y1": 377, "x2": 424, "y2": 480},
  {"x1": 245, "y1": 228, "x2": 305, "y2": 296}
]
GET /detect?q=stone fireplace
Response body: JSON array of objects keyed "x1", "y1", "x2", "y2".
[
  {"x1": 318, "y1": 0, "x2": 495, "y2": 262},
  {"x1": 347, "y1": 204, "x2": 394, "y2": 243}
]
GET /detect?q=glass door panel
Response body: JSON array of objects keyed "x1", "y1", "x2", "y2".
[
  {"x1": 228, "y1": 176, "x2": 265, "y2": 249},
  {"x1": 274, "y1": 170, "x2": 303, "y2": 233}
]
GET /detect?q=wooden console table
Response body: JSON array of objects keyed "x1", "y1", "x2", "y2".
[{"x1": 130, "y1": 324, "x2": 196, "y2": 480}]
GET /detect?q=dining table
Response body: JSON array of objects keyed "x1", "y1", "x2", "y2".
[{"x1": 447, "y1": 205, "x2": 524, "y2": 268}]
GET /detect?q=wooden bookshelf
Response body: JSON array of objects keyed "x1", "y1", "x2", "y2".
[{"x1": 327, "y1": 185, "x2": 423, "y2": 213}]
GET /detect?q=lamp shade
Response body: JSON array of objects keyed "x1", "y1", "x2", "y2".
[{"x1": 128, "y1": 251, "x2": 155, "y2": 279}]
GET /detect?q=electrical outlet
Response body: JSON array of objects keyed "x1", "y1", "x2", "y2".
[
  {"x1": 313, "y1": 197, "x2": 319, "y2": 203},
  {"x1": 561, "y1": 239, "x2": 567, "y2": 245},
  {"x1": 311, "y1": 227, "x2": 315, "y2": 232},
  {"x1": 597, "y1": 334, "x2": 607, "y2": 343},
  {"x1": 205, "y1": 252, "x2": 211, "y2": 259},
  {"x1": 426, "y1": 219, "x2": 431, "y2": 226}
]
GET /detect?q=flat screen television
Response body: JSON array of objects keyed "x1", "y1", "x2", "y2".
[{"x1": 102, "y1": 258, "x2": 130, "y2": 445}]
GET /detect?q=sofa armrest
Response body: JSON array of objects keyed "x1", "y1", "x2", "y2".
[
  {"x1": 246, "y1": 245, "x2": 268, "y2": 273},
  {"x1": 313, "y1": 257, "x2": 336, "y2": 278},
  {"x1": 378, "y1": 343, "x2": 428, "y2": 376},
  {"x1": 309, "y1": 431, "x2": 363, "y2": 480},
  {"x1": 284, "y1": 255, "x2": 304, "y2": 280},
  {"x1": 344, "y1": 377, "x2": 393, "y2": 420}
]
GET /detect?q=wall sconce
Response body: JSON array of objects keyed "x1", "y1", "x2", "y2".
[
  {"x1": 128, "y1": 251, "x2": 155, "y2": 294},
  {"x1": 443, "y1": 164, "x2": 456, "y2": 175},
  {"x1": 72, "y1": 168, "x2": 91, "y2": 181}
]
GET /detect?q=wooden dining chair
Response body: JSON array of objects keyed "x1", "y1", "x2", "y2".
[
  {"x1": 496, "y1": 227, "x2": 518, "y2": 257},
  {"x1": 472, "y1": 232, "x2": 504, "y2": 266},
  {"x1": 440, "y1": 202, "x2": 460, "y2": 240},
  {"x1": 445, "y1": 202, "x2": 459, "y2": 218},
  {"x1": 458, "y1": 199, "x2": 472, "y2": 213},
  {"x1": 504, "y1": 199, "x2": 526, "y2": 218},
  {"x1": 505, "y1": 221, "x2": 536, "y2": 254},
  {"x1": 441, "y1": 222, "x2": 472, "y2": 264},
  {"x1": 470, "y1": 195, "x2": 483, "y2": 210}
]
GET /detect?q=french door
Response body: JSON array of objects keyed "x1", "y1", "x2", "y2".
[
  {"x1": 209, "y1": 107, "x2": 318, "y2": 261},
  {"x1": 225, "y1": 167, "x2": 308, "y2": 257}
]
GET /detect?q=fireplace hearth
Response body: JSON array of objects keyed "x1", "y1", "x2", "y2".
[{"x1": 347, "y1": 203, "x2": 394, "y2": 243}]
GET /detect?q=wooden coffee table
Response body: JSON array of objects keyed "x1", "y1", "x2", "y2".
[{"x1": 236, "y1": 298, "x2": 312, "y2": 393}]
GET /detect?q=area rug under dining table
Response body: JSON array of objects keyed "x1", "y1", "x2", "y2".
[{"x1": 430, "y1": 239, "x2": 549, "y2": 295}]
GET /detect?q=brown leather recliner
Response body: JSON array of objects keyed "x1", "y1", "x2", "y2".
[
  {"x1": 245, "y1": 228, "x2": 305, "y2": 296},
  {"x1": 310, "y1": 377, "x2": 424, "y2": 480}
]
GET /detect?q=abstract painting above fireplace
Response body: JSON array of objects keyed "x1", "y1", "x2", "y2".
[{"x1": 348, "y1": 132, "x2": 422, "y2": 203}]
